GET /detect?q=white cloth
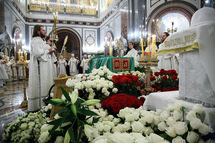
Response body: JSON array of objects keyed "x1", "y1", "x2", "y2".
[
  {"x1": 157, "y1": 54, "x2": 173, "y2": 71},
  {"x1": 6, "y1": 62, "x2": 12, "y2": 80},
  {"x1": 124, "y1": 48, "x2": 138, "y2": 66},
  {"x1": 58, "y1": 59, "x2": 67, "y2": 75},
  {"x1": 68, "y1": 57, "x2": 78, "y2": 76},
  {"x1": 11, "y1": 60, "x2": 17, "y2": 79},
  {"x1": 157, "y1": 7, "x2": 215, "y2": 106},
  {"x1": 143, "y1": 91, "x2": 215, "y2": 126},
  {"x1": 80, "y1": 58, "x2": 89, "y2": 73},
  {"x1": 0, "y1": 60, "x2": 9, "y2": 80},
  {"x1": 28, "y1": 37, "x2": 50, "y2": 112}
]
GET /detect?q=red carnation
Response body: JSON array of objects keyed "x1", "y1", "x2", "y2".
[
  {"x1": 154, "y1": 72, "x2": 160, "y2": 76},
  {"x1": 135, "y1": 81, "x2": 141, "y2": 86},
  {"x1": 120, "y1": 77, "x2": 127, "y2": 84},
  {"x1": 171, "y1": 75, "x2": 177, "y2": 81},
  {"x1": 131, "y1": 75, "x2": 139, "y2": 81},
  {"x1": 160, "y1": 69, "x2": 165, "y2": 74},
  {"x1": 162, "y1": 75, "x2": 167, "y2": 81},
  {"x1": 127, "y1": 78, "x2": 132, "y2": 84},
  {"x1": 150, "y1": 76, "x2": 156, "y2": 81}
]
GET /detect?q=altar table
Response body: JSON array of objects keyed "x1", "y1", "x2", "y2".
[{"x1": 86, "y1": 55, "x2": 135, "y2": 73}]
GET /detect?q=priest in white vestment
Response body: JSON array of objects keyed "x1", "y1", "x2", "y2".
[
  {"x1": 68, "y1": 54, "x2": 78, "y2": 76},
  {"x1": 0, "y1": 54, "x2": 9, "y2": 87},
  {"x1": 124, "y1": 42, "x2": 138, "y2": 66},
  {"x1": 10, "y1": 56, "x2": 17, "y2": 80},
  {"x1": 80, "y1": 54, "x2": 89, "y2": 74},
  {"x1": 28, "y1": 25, "x2": 55, "y2": 112},
  {"x1": 57, "y1": 55, "x2": 67, "y2": 76}
]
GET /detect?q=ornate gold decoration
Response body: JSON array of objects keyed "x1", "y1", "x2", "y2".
[
  {"x1": 85, "y1": 34, "x2": 95, "y2": 46},
  {"x1": 17, "y1": 62, "x2": 28, "y2": 108}
]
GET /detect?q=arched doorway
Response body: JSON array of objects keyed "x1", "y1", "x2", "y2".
[
  {"x1": 147, "y1": 1, "x2": 197, "y2": 40},
  {"x1": 54, "y1": 27, "x2": 82, "y2": 60}
]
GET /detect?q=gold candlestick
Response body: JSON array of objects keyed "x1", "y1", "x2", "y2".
[
  {"x1": 140, "y1": 38, "x2": 144, "y2": 59},
  {"x1": 109, "y1": 41, "x2": 112, "y2": 56}
]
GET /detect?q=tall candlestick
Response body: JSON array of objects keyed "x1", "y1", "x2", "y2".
[
  {"x1": 152, "y1": 35, "x2": 156, "y2": 58},
  {"x1": 109, "y1": 41, "x2": 112, "y2": 56},
  {"x1": 140, "y1": 38, "x2": 144, "y2": 59}
]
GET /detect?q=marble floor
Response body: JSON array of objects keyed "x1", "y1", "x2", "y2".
[{"x1": 0, "y1": 80, "x2": 28, "y2": 141}]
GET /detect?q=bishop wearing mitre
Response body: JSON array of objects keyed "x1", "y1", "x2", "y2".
[
  {"x1": 68, "y1": 54, "x2": 78, "y2": 76},
  {"x1": 80, "y1": 54, "x2": 89, "y2": 74}
]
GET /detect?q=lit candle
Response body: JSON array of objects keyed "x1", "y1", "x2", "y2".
[
  {"x1": 152, "y1": 35, "x2": 156, "y2": 58},
  {"x1": 21, "y1": 50, "x2": 23, "y2": 61},
  {"x1": 109, "y1": 41, "x2": 112, "y2": 56},
  {"x1": 147, "y1": 36, "x2": 151, "y2": 53},
  {"x1": 18, "y1": 49, "x2": 21, "y2": 62},
  {"x1": 140, "y1": 38, "x2": 144, "y2": 59}
]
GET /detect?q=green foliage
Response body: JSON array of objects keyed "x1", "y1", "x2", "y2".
[{"x1": 45, "y1": 87, "x2": 100, "y2": 143}]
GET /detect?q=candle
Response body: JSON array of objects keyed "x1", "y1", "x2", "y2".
[
  {"x1": 18, "y1": 49, "x2": 21, "y2": 61},
  {"x1": 152, "y1": 35, "x2": 156, "y2": 58},
  {"x1": 21, "y1": 51, "x2": 23, "y2": 60},
  {"x1": 109, "y1": 41, "x2": 112, "y2": 56},
  {"x1": 140, "y1": 38, "x2": 144, "y2": 59},
  {"x1": 24, "y1": 51, "x2": 27, "y2": 61},
  {"x1": 147, "y1": 36, "x2": 151, "y2": 53}
]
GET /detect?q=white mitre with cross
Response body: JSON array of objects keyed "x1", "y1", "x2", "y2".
[{"x1": 157, "y1": 7, "x2": 215, "y2": 107}]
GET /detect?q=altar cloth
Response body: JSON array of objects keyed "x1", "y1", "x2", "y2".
[{"x1": 143, "y1": 91, "x2": 215, "y2": 126}]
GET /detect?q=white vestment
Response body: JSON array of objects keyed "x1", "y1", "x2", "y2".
[
  {"x1": 68, "y1": 58, "x2": 78, "y2": 76},
  {"x1": 0, "y1": 60, "x2": 9, "y2": 80},
  {"x1": 80, "y1": 58, "x2": 89, "y2": 73},
  {"x1": 10, "y1": 59, "x2": 17, "y2": 79},
  {"x1": 124, "y1": 48, "x2": 138, "y2": 66},
  {"x1": 58, "y1": 59, "x2": 67, "y2": 75},
  {"x1": 157, "y1": 54, "x2": 174, "y2": 70},
  {"x1": 28, "y1": 37, "x2": 50, "y2": 112},
  {"x1": 6, "y1": 61, "x2": 12, "y2": 80}
]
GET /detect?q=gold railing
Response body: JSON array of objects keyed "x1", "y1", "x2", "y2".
[{"x1": 28, "y1": 4, "x2": 97, "y2": 15}]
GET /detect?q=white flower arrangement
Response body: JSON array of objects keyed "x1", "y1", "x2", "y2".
[{"x1": 2, "y1": 106, "x2": 51, "y2": 143}]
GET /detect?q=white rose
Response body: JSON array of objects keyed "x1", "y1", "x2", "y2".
[
  {"x1": 186, "y1": 131, "x2": 199, "y2": 143},
  {"x1": 160, "y1": 110, "x2": 169, "y2": 121},
  {"x1": 173, "y1": 122, "x2": 188, "y2": 135},
  {"x1": 139, "y1": 117, "x2": 146, "y2": 126},
  {"x1": 112, "y1": 124, "x2": 124, "y2": 133},
  {"x1": 165, "y1": 126, "x2": 177, "y2": 137},
  {"x1": 41, "y1": 124, "x2": 54, "y2": 133},
  {"x1": 147, "y1": 133, "x2": 168, "y2": 143},
  {"x1": 113, "y1": 118, "x2": 121, "y2": 125},
  {"x1": 190, "y1": 118, "x2": 202, "y2": 129},
  {"x1": 107, "y1": 115, "x2": 114, "y2": 121},
  {"x1": 95, "y1": 103, "x2": 101, "y2": 109},
  {"x1": 28, "y1": 122, "x2": 35, "y2": 127},
  {"x1": 20, "y1": 123, "x2": 27, "y2": 130},
  {"x1": 132, "y1": 121, "x2": 144, "y2": 132},
  {"x1": 166, "y1": 117, "x2": 176, "y2": 126},
  {"x1": 158, "y1": 121, "x2": 167, "y2": 131},
  {"x1": 123, "y1": 122, "x2": 131, "y2": 131},
  {"x1": 156, "y1": 109, "x2": 163, "y2": 115},
  {"x1": 107, "y1": 75, "x2": 112, "y2": 80},
  {"x1": 38, "y1": 131, "x2": 50, "y2": 143},
  {"x1": 172, "y1": 136, "x2": 186, "y2": 143},
  {"x1": 96, "y1": 84, "x2": 101, "y2": 91},
  {"x1": 154, "y1": 116, "x2": 161, "y2": 125},
  {"x1": 198, "y1": 123, "x2": 212, "y2": 135},
  {"x1": 125, "y1": 114, "x2": 134, "y2": 122},
  {"x1": 54, "y1": 136, "x2": 64, "y2": 143},
  {"x1": 192, "y1": 104, "x2": 203, "y2": 114},
  {"x1": 143, "y1": 127, "x2": 154, "y2": 135},
  {"x1": 103, "y1": 124, "x2": 111, "y2": 132},
  {"x1": 92, "y1": 136, "x2": 107, "y2": 143},
  {"x1": 173, "y1": 110, "x2": 182, "y2": 121},
  {"x1": 108, "y1": 82, "x2": 114, "y2": 88},
  {"x1": 133, "y1": 111, "x2": 140, "y2": 121},
  {"x1": 65, "y1": 78, "x2": 75, "y2": 87},
  {"x1": 102, "y1": 87, "x2": 107, "y2": 93},
  {"x1": 186, "y1": 110, "x2": 196, "y2": 121},
  {"x1": 112, "y1": 88, "x2": 118, "y2": 93},
  {"x1": 145, "y1": 113, "x2": 154, "y2": 124}
]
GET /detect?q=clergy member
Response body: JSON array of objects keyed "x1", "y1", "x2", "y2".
[
  {"x1": 124, "y1": 42, "x2": 138, "y2": 66},
  {"x1": 80, "y1": 54, "x2": 89, "y2": 74},
  {"x1": 0, "y1": 54, "x2": 9, "y2": 87},
  {"x1": 57, "y1": 55, "x2": 67, "y2": 76},
  {"x1": 28, "y1": 25, "x2": 55, "y2": 112},
  {"x1": 157, "y1": 32, "x2": 176, "y2": 71},
  {"x1": 68, "y1": 54, "x2": 78, "y2": 76}
]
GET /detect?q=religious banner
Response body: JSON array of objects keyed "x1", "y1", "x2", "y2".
[{"x1": 112, "y1": 58, "x2": 130, "y2": 71}]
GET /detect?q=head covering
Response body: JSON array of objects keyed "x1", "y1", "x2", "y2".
[
  {"x1": 191, "y1": 7, "x2": 215, "y2": 27},
  {"x1": 71, "y1": 54, "x2": 75, "y2": 56},
  {"x1": 11, "y1": 56, "x2": 14, "y2": 59}
]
